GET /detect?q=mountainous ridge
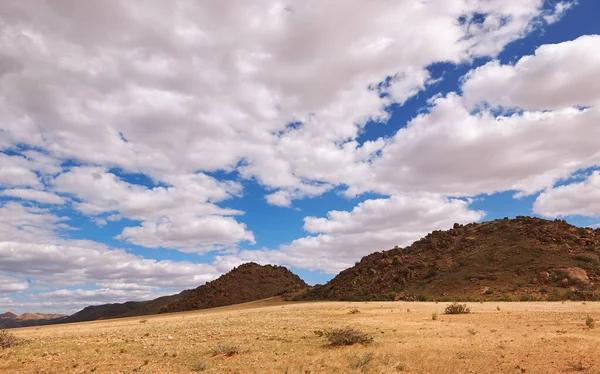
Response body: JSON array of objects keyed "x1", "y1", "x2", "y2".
[{"x1": 296, "y1": 216, "x2": 600, "y2": 302}]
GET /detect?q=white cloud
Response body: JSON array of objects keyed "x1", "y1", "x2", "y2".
[
  {"x1": 0, "y1": 201, "x2": 227, "y2": 292},
  {"x1": 534, "y1": 171, "x2": 600, "y2": 218},
  {"x1": 0, "y1": 275, "x2": 29, "y2": 294},
  {"x1": 356, "y1": 94, "x2": 600, "y2": 198},
  {"x1": 1, "y1": 188, "x2": 66, "y2": 205},
  {"x1": 0, "y1": 154, "x2": 41, "y2": 188},
  {"x1": 236, "y1": 194, "x2": 484, "y2": 273},
  {"x1": 53, "y1": 167, "x2": 254, "y2": 251},
  {"x1": 0, "y1": 241, "x2": 221, "y2": 290},
  {"x1": 463, "y1": 35, "x2": 600, "y2": 110},
  {"x1": 0, "y1": 201, "x2": 70, "y2": 243},
  {"x1": 543, "y1": 1, "x2": 576, "y2": 24}
]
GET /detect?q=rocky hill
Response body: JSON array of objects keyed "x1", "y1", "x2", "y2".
[
  {"x1": 297, "y1": 216, "x2": 600, "y2": 302},
  {"x1": 159, "y1": 262, "x2": 308, "y2": 313}
]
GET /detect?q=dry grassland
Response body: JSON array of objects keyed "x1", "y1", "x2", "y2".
[{"x1": 2, "y1": 299, "x2": 599, "y2": 373}]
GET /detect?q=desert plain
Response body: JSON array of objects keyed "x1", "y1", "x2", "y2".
[{"x1": 1, "y1": 299, "x2": 599, "y2": 374}]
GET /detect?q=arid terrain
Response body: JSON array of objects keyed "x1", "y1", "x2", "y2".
[{"x1": 2, "y1": 299, "x2": 599, "y2": 373}]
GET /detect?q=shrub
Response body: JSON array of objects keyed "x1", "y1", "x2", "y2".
[
  {"x1": 585, "y1": 315, "x2": 595, "y2": 329},
  {"x1": 325, "y1": 328, "x2": 373, "y2": 347},
  {"x1": 209, "y1": 344, "x2": 241, "y2": 357},
  {"x1": 444, "y1": 302, "x2": 470, "y2": 315},
  {"x1": 431, "y1": 312, "x2": 438, "y2": 320},
  {"x1": 0, "y1": 330, "x2": 21, "y2": 349},
  {"x1": 191, "y1": 360, "x2": 207, "y2": 371},
  {"x1": 348, "y1": 309, "x2": 361, "y2": 314}
]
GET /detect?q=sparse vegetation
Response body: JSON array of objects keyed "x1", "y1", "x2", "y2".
[
  {"x1": 585, "y1": 315, "x2": 595, "y2": 329},
  {"x1": 0, "y1": 330, "x2": 21, "y2": 349},
  {"x1": 191, "y1": 360, "x2": 207, "y2": 371},
  {"x1": 324, "y1": 327, "x2": 373, "y2": 347},
  {"x1": 444, "y1": 302, "x2": 471, "y2": 315},
  {"x1": 431, "y1": 312, "x2": 438, "y2": 320},
  {"x1": 209, "y1": 344, "x2": 241, "y2": 357},
  {"x1": 567, "y1": 359, "x2": 587, "y2": 371},
  {"x1": 348, "y1": 308, "x2": 361, "y2": 314}
]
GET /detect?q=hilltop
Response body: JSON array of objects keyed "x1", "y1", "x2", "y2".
[
  {"x1": 158, "y1": 262, "x2": 307, "y2": 313},
  {"x1": 297, "y1": 216, "x2": 600, "y2": 302}
]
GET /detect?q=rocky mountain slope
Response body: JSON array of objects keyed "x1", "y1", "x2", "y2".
[{"x1": 297, "y1": 216, "x2": 600, "y2": 302}]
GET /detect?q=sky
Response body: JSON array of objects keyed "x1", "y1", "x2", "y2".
[{"x1": 1, "y1": 0, "x2": 600, "y2": 314}]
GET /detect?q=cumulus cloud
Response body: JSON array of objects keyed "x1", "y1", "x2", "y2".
[
  {"x1": 1, "y1": 188, "x2": 66, "y2": 205},
  {"x1": 354, "y1": 94, "x2": 600, "y2": 198},
  {"x1": 0, "y1": 241, "x2": 221, "y2": 289},
  {"x1": 0, "y1": 0, "x2": 562, "y2": 206},
  {"x1": 534, "y1": 171, "x2": 600, "y2": 218},
  {"x1": 236, "y1": 194, "x2": 484, "y2": 273},
  {"x1": 53, "y1": 167, "x2": 254, "y2": 251},
  {"x1": 0, "y1": 154, "x2": 41, "y2": 188},
  {"x1": 0, "y1": 275, "x2": 29, "y2": 294},
  {"x1": 463, "y1": 35, "x2": 600, "y2": 110}
]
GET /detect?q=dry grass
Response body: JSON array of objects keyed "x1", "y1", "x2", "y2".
[{"x1": 1, "y1": 299, "x2": 599, "y2": 373}]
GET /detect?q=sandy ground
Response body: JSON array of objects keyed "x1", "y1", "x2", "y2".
[{"x1": 2, "y1": 299, "x2": 599, "y2": 373}]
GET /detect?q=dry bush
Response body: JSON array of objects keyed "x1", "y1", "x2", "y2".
[
  {"x1": 348, "y1": 309, "x2": 361, "y2": 314},
  {"x1": 585, "y1": 315, "x2": 595, "y2": 329},
  {"x1": 191, "y1": 360, "x2": 207, "y2": 371},
  {"x1": 567, "y1": 359, "x2": 587, "y2": 371},
  {"x1": 444, "y1": 302, "x2": 471, "y2": 315},
  {"x1": 209, "y1": 344, "x2": 241, "y2": 357},
  {"x1": 0, "y1": 330, "x2": 21, "y2": 349},
  {"x1": 431, "y1": 312, "x2": 438, "y2": 320},
  {"x1": 325, "y1": 328, "x2": 373, "y2": 347}
]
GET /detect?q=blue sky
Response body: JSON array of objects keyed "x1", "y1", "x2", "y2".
[{"x1": 1, "y1": 0, "x2": 600, "y2": 313}]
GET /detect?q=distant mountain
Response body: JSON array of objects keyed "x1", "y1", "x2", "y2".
[
  {"x1": 297, "y1": 216, "x2": 600, "y2": 302},
  {"x1": 1, "y1": 263, "x2": 308, "y2": 328},
  {"x1": 0, "y1": 312, "x2": 68, "y2": 329},
  {"x1": 0, "y1": 312, "x2": 17, "y2": 319}
]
